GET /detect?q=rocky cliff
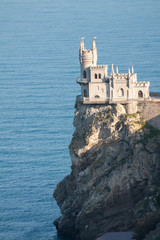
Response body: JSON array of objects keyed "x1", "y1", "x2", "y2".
[{"x1": 53, "y1": 103, "x2": 160, "y2": 240}]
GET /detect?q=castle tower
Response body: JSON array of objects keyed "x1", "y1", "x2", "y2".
[{"x1": 79, "y1": 37, "x2": 97, "y2": 81}]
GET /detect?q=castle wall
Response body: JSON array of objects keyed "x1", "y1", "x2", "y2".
[
  {"x1": 111, "y1": 80, "x2": 129, "y2": 99},
  {"x1": 89, "y1": 82, "x2": 108, "y2": 99},
  {"x1": 137, "y1": 101, "x2": 160, "y2": 130},
  {"x1": 81, "y1": 84, "x2": 89, "y2": 97},
  {"x1": 133, "y1": 83, "x2": 150, "y2": 99},
  {"x1": 90, "y1": 66, "x2": 108, "y2": 83}
]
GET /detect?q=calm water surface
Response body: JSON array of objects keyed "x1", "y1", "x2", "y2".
[{"x1": 0, "y1": 0, "x2": 160, "y2": 239}]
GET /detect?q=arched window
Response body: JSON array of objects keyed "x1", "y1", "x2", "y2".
[
  {"x1": 119, "y1": 88, "x2": 124, "y2": 97},
  {"x1": 95, "y1": 73, "x2": 97, "y2": 79},
  {"x1": 95, "y1": 95, "x2": 100, "y2": 98},
  {"x1": 138, "y1": 90, "x2": 143, "y2": 98},
  {"x1": 99, "y1": 73, "x2": 101, "y2": 79},
  {"x1": 83, "y1": 70, "x2": 87, "y2": 78},
  {"x1": 84, "y1": 89, "x2": 87, "y2": 97}
]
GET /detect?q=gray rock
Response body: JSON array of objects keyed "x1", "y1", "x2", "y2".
[{"x1": 53, "y1": 103, "x2": 160, "y2": 240}]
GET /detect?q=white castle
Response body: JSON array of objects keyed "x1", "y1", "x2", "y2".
[{"x1": 77, "y1": 37, "x2": 150, "y2": 104}]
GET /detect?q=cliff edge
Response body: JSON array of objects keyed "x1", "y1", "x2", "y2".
[{"x1": 53, "y1": 103, "x2": 160, "y2": 240}]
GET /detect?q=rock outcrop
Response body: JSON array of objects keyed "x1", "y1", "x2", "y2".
[{"x1": 53, "y1": 103, "x2": 160, "y2": 240}]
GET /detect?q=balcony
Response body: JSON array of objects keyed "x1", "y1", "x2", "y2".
[
  {"x1": 83, "y1": 97, "x2": 107, "y2": 104},
  {"x1": 76, "y1": 77, "x2": 89, "y2": 84}
]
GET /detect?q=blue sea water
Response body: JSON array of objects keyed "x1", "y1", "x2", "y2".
[{"x1": 0, "y1": 0, "x2": 160, "y2": 239}]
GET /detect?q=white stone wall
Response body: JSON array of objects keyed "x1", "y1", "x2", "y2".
[
  {"x1": 89, "y1": 82, "x2": 107, "y2": 99},
  {"x1": 133, "y1": 82, "x2": 150, "y2": 99},
  {"x1": 90, "y1": 66, "x2": 108, "y2": 83}
]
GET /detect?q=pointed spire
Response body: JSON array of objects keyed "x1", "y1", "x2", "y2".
[
  {"x1": 128, "y1": 67, "x2": 130, "y2": 74},
  {"x1": 131, "y1": 65, "x2": 134, "y2": 74},
  {"x1": 116, "y1": 65, "x2": 118, "y2": 74},
  {"x1": 111, "y1": 64, "x2": 115, "y2": 76},
  {"x1": 92, "y1": 37, "x2": 96, "y2": 49},
  {"x1": 80, "y1": 37, "x2": 85, "y2": 50},
  {"x1": 128, "y1": 67, "x2": 131, "y2": 77}
]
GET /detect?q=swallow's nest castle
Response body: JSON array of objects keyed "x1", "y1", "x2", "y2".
[{"x1": 77, "y1": 37, "x2": 150, "y2": 105}]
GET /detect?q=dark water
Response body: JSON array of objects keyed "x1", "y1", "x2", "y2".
[{"x1": 0, "y1": 0, "x2": 160, "y2": 239}]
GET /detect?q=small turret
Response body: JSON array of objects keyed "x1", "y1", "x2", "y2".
[
  {"x1": 116, "y1": 66, "x2": 118, "y2": 74},
  {"x1": 92, "y1": 37, "x2": 96, "y2": 49},
  {"x1": 92, "y1": 37, "x2": 97, "y2": 66},
  {"x1": 111, "y1": 64, "x2": 115, "y2": 76},
  {"x1": 79, "y1": 37, "x2": 85, "y2": 64},
  {"x1": 128, "y1": 67, "x2": 131, "y2": 77},
  {"x1": 131, "y1": 65, "x2": 134, "y2": 74}
]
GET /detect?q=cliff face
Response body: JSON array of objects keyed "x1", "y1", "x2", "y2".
[{"x1": 54, "y1": 103, "x2": 160, "y2": 240}]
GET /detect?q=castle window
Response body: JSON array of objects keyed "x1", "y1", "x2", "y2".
[
  {"x1": 138, "y1": 90, "x2": 143, "y2": 98},
  {"x1": 84, "y1": 89, "x2": 87, "y2": 97},
  {"x1": 95, "y1": 95, "x2": 100, "y2": 98},
  {"x1": 95, "y1": 73, "x2": 97, "y2": 79},
  {"x1": 99, "y1": 73, "x2": 101, "y2": 79},
  {"x1": 119, "y1": 88, "x2": 124, "y2": 97},
  {"x1": 83, "y1": 70, "x2": 87, "y2": 79}
]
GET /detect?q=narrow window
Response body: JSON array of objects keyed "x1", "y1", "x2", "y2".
[
  {"x1": 84, "y1": 89, "x2": 87, "y2": 97},
  {"x1": 99, "y1": 73, "x2": 101, "y2": 79},
  {"x1": 119, "y1": 88, "x2": 124, "y2": 97},
  {"x1": 83, "y1": 70, "x2": 87, "y2": 78},
  {"x1": 95, "y1": 73, "x2": 97, "y2": 79},
  {"x1": 138, "y1": 90, "x2": 143, "y2": 98}
]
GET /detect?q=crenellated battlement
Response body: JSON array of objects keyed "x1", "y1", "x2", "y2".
[
  {"x1": 134, "y1": 81, "x2": 150, "y2": 87},
  {"x1": 90, "y1": 65, "x2": 107, "y2": 69}
]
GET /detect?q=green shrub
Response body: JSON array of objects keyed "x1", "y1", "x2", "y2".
[{"x1": 126, "y1": 113, "x2": 138, "y2": 118}]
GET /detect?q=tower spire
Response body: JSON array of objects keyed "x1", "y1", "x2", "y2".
[
  {"x1": 128, "y1": 67, "x2": 131, "y2": 77},
  {"x1": 111, "y1": 64, "x2": 115, "y2": 76},
  {"x1": 116, "y1": 65, "x2": 118, "y2": 74},
  {"x1": 131, "y1": 65, "x2": 134, "y2": 74},
  {"x1": 79, "y1": 37, "x2": 85, "y2": 64},
  {"x1": 80, "y1": 37, "x2": 85, "y2": 50},
  {"x1": 92, "y1": 37, "x2": 97, "y2": 66},
  {"x1": 92, "y1": 37, "x2": 96, "y2": 49}
]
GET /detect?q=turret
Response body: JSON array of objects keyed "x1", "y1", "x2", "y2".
[
  {"x1": 79, "y1": 37, "x2": 85, "y2": 64},
  {"x1": 116, "y1": 66, "x2": 118, "y2": 74},
  {"x1": 128, "y1": 67, "x2": 131, "y2": 77},
  {"x1": 131, "y1": 65, "x2": 134, "y2": 74},
  {"x1": 92, "y1": 37, "x2": 97, "y2": 66},
  {"x1": 111, "y1": 64, "x2": 115, "y2": 77},
  {"x1": 79, "y1": 37, "x2": 98, "y2": 80}
]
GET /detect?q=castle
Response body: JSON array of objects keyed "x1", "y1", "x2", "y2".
[{"x1": 77, "y1": 37, "x2": 150, "y2": 104}]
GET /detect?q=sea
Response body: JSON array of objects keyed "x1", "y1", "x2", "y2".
[{"x1": 0, "y1": 0, "x2": 160, "y2": 239}]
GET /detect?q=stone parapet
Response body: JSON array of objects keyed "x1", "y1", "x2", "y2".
[{"x1": 134, "y1": 81, "x2": 150, "y2": 87}]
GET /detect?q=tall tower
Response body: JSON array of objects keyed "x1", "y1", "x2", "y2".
[{"x1": 79, "y1": 37, "x2": 97, "y2": 81}]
